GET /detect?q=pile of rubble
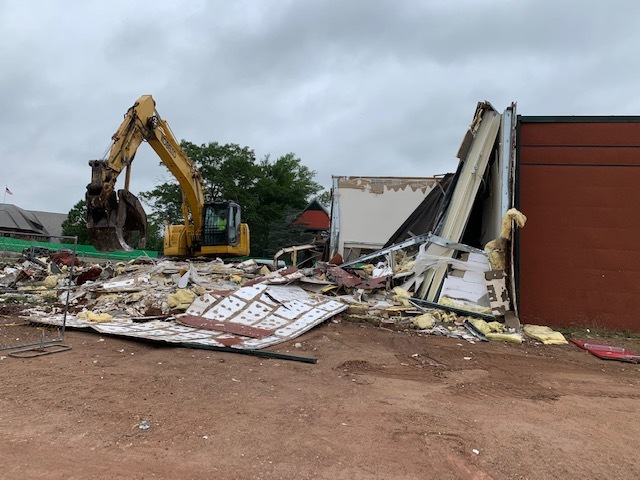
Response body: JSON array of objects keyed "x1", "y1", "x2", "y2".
[
  {"x1": 0, "y1": 237, "x2": 568, "y2": 351},
  {"x1": 0, "y1": 102, "x2": 573, "y2": 354}
]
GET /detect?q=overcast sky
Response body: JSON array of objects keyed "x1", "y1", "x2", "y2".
[{"x1": 1, "y1": 0, "x2": 639, "y2": 213}]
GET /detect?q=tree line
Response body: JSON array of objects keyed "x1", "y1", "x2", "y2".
[{"x1": 62, "y1": 141, "x2": 329, "y2": 257}]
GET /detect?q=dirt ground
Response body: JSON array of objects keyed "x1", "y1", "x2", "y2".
[{"x1": 1, "y1": 308, "x2": 640, "y2": 480}]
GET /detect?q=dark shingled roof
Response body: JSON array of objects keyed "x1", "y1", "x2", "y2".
[{"x1": 0, "y1": 204, "x2": 54, "y2": 235}]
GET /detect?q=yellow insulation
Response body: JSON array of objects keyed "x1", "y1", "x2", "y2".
[
  {"x1": 523, "y1": 325, "x2": 568, "y2": 345},
  {"x1": 78, "y1": 311, "x2": 114, "y2": 323},
  {"x1": 167, "y1": 289, "x2": 196, "y2": 310},
  {"x1": 499, "y1": 208, "x2": 527, "y2": 241},
  {"x1": 486, "y1": 332, "x2": 523, "y2": 343},
  {"x1": 413, "y1": 313, "x2": 436, "y2": 329}
]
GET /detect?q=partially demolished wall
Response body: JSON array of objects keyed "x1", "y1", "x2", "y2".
[{"x1": 329, "y1": 176, "x2": 439, "y2": 262}]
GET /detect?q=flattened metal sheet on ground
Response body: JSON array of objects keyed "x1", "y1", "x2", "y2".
[
  {"x1": 24, "y1": 284, "x2": 348, "y2": 350},
  {"x1": 176, "y1": 314, "x2": 273, "y2": 338}
]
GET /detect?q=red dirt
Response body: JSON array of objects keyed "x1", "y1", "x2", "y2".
[{"x1": 1, "y1": 314, "x2": 639, "y2": 479}]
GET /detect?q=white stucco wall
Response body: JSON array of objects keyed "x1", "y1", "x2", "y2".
[{"x1": 331, "y1": 176, "x2": 438, "y2": 258}]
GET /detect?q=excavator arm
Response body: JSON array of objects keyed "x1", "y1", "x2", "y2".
[{"x1": 86, "y1": 95, "x2": 205, "y2": 252}]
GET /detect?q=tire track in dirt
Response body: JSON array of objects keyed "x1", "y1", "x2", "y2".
[{"x1": 437, "y1": 369, "x2": 563, "y2": 402}]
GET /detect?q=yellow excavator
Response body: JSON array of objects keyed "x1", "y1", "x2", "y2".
[{"x1": 85, "y1": 95, "x2": 250, "y2": 257}]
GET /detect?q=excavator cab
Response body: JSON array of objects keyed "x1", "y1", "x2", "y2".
[
  {"x1": 164, "y1": 198, "x2": 249, "y2": 258},
  {"x1": 202, "y1": 201, "x2": 241, "y2": 247}
]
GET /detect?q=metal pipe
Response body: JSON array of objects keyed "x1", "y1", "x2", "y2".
[
  {"x1": 409, "y1": 298, "x2": 495, "y2": 321},
  {"x1": 180, "y1": 342, "x2": 318, "y2": 364}
]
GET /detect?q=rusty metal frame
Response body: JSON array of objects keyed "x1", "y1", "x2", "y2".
[
  {"x1": 8, "y1": 343, "x2": 72, "y2": 358},
  {"x1": 272, "y1": 244, "x2": 317, "y2": 271}
]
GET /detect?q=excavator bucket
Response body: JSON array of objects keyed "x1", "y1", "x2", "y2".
[{"x1": 86, "y1": 189, "x2": 148, "y2": 252}]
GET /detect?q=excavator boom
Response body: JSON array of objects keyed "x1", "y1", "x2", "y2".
[
  {"x1": 86, "y1": 95, "x2": 158, "y2": 251},
  {"x1": 86, "y1": 95, "x2": 249, "y2": 257}
]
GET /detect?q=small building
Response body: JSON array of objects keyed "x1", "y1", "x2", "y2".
[
  {"x1": 26, "y1": 210, "x2": 68, "y2": 238},
  {"x1": 0, "y1": 204, "x2": 68, "y2": 240},
  {"x1": 291, "y1": 199, "x2": 330, "y2": 233}
]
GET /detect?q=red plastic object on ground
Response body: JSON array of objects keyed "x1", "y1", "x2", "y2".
[{"x1": 571, "y1": 340, "x2": 640, "y2": 363}]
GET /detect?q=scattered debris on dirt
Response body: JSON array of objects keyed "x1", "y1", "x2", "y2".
[{"x1": 2, "y1": 232, "x2": 570, "y2": 357}]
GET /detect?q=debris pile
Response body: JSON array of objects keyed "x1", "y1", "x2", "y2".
[{"x1": 1, "y1": 236, "x2": 567, "y2": 351}]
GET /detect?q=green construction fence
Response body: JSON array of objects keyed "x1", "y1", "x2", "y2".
[{"x1": 0, "y1": 236, "x2": 158, "y2": 262}]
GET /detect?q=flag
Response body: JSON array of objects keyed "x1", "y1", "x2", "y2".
[{"x1": 5, "y1": 187, "x2": 12, "y2": 195}]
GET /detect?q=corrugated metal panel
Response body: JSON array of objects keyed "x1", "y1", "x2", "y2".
[
  {"x1": 519, "y1": 147, "x2": 640, "y2": 166},
  {"x1": 418, "y1": 102, "x2": 501, "y2": 300},
  {"x1": 519, "y1": 121, "x2": 640, "y2": 147},
  {"x1": 518, "y1": 119, "x2": 640, "y2": 331}
]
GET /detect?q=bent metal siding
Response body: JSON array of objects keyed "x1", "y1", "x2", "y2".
[{"x1": 517, "y1": 117, "x2": 640, "y2": 331}]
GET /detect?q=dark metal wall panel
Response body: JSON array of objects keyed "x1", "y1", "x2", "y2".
[
  {"x1": 519, "y1": 146, "x2": 640, "y2": 166},
  {"x1": 518, "y1": 121, "x2": 640, "y2": 331},
  {"x1": 519, "y1": 122, "x2": 640, "y2": 147}
]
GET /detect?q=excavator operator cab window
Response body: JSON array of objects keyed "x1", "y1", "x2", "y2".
[
  {"x1": 203, "y1": 204, "x2": 229, "y2": 246},
  {"x1": 203, "y1": 203, "x2": 241, "y2": 246}
]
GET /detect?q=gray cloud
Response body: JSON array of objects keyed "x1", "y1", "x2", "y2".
[{"x1": 2, "y1": 0, "x2": 640, "y2": 212}]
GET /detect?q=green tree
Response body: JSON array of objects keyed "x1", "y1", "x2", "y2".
[
  {"x1": 61, "y1": 200, "x2": 89, "y2": 244},
  {"x1": 251, "y1": 153, "x2": 322, "y2": 256},
  {"x1": 138, "y1": 183, "x2": 183, "y2": 252},
  {"x1": 139, "y1": 142, "x2": 323, "y2": 257},
  {"x1": 316, "y1": 190, "x2": 332, "y2": 210},
  {"x1": 181, "y1": 141, "x2": 261, "y2": 206}
]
